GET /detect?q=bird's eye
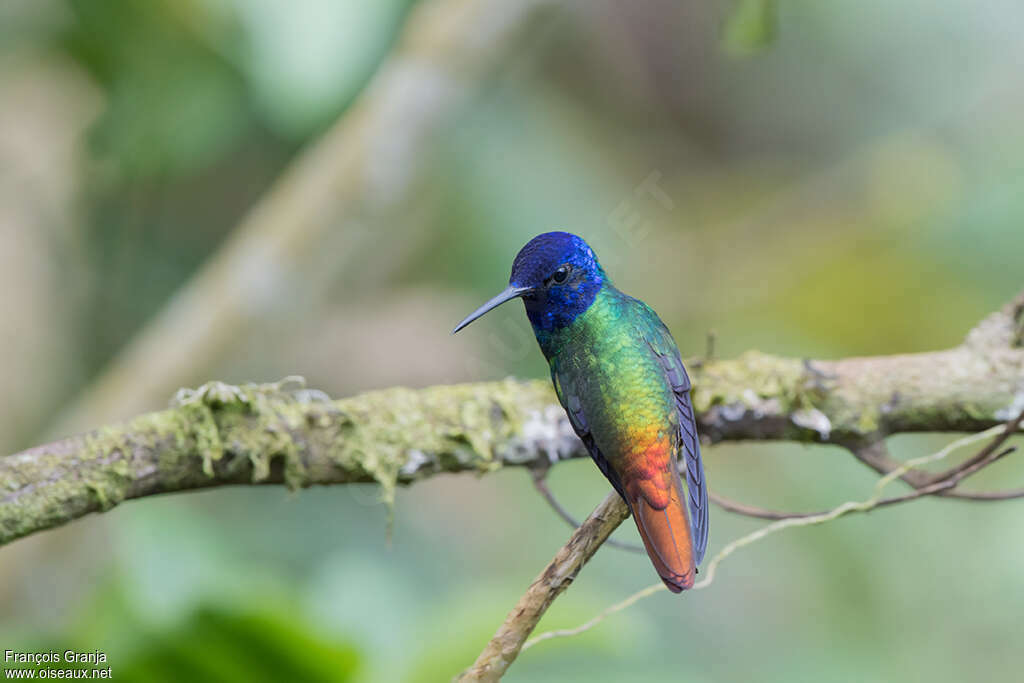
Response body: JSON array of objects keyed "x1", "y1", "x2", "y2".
[{"x1": 551, "y1": 265, "x2": 570, "y2": 284}]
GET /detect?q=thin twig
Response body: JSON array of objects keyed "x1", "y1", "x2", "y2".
[
  {"x1": 708, "y1": 491, "x2": 806, "y2": 520},
  {"x1": 845, "y1": 412, "x2": 1024, "y2": 500},
  {"x1": 926, "y1": 410, "x2": 1024, "y2": 484},
  {"x1": 936, "y1": 488, "x2": 1024, "y2": 501},
  {"x1": 530, "y1": 470, "x2": 644, "y2": 553},
  {"x1": 709, "y1": 444, "x2": 1020, "y2": 521},
  {"x1": 456, "y1": 491, "x2": 630, "y2": 682},
  {"x1": 847, "y1": 439, "x2": 933, "y2": 488}
]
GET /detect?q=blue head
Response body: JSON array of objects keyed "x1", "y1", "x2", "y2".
[{"x1": 452, "y1": 232, "x2": 606, "y2": 336}]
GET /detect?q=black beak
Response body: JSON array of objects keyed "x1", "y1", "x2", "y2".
[{"x1": 452, "y1": 285, "x2": 534, "y2": 334}]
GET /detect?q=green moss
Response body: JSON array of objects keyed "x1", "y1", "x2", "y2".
[
  {"x1": 179, "y1": 401, "x2": 224, "y2": 476},
  {"x1": 161, "y1": 378, "x2": 555, "y2": 530},
  {"x1": 855, "y1": 407, "x2": 881, "y2": 435},
  {"x1": 692, "y1": 351, "x2": 811, "y2": 413},
  {"x1": 1, "y1": 419, "x2": 155, "y2": 544},
  {"x1": 77, "y1": 429, "x2": 131, "y2": 510},
  {"x1": 323, "y1": 379, "x2": 540, "y2": 508},
  {"x1": 171, "y1": 378, "x2": 316, "y2": 487}
]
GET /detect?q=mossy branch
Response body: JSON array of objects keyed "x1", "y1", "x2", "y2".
[
  {"x1": 1, "y1": 379, "x2": 569, "y2": 547},
  {"x1": 2, "y1": 291, "x2": 1023, "y2": 549}
]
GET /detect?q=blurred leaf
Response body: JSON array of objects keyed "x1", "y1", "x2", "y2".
[
  {"x1": 722, "y1": 0, "x2": 777, "y2": 57},
  {"x1": 229, "y1": 0, "x2": 414, "y2": 139},
  {"x1": 21, "y1": 578, "x2": 362, "y2": 683},
  {"x1": 0, "y1": 0, "x2": 66, "y2": 50},
  {"x1": 116, "y1": 606, "x2": 361, "y2": 683},
  {"x1": 60, "y1": 0, "x2": 251, "y2": 177}
]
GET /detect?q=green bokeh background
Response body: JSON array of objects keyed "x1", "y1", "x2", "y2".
[{"x1": 1, "y1": 1, "x2": 1022, "y2": 681}]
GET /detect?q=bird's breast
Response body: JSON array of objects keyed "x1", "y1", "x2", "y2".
[{"x1": 562, "y1": 325, "x2": 678, "y2": 478}]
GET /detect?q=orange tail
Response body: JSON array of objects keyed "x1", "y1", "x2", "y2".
[{"x1": 631, "y1": 464, "x2": 696, "y2": 592}]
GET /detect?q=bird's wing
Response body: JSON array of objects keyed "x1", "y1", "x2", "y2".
[
  {"x1": 550, "y1": 363, "x2": 627, "y2": 503},
  {"x1": 642, "y1": 318, "x2": 709, "y2": 565}
]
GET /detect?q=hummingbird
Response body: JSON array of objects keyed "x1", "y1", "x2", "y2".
[{"x1": 453, "y1": 231, "x2": 708, "y2": 592}]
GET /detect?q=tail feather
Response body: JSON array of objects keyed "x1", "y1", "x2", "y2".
[{"x1": 631, "y1": 464, "x2": 696, "y2": 592}]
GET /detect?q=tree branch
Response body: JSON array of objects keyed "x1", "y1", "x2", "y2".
[
  {"x1": 1, "y1": 379, "x2": 575, "y2": 547},
  {"x1": 694, "y1": 290, "x2": 1024, "y2": 445},
  {"x1": 2, "y1": 291, "x2": 1023, "y2": 548}
]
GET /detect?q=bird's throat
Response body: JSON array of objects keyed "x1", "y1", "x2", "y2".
[{"x1": 527, "y1": 284, "x2": 610, "y2": 359}]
